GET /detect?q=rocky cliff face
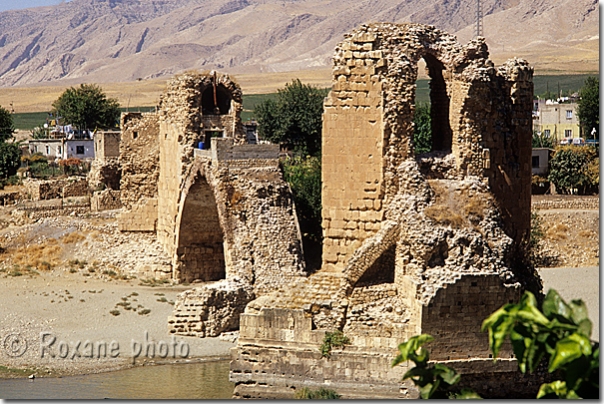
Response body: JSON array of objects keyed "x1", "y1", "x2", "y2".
[{"x1": 0, "y1": 0, "x2": 598, "y2": 87}]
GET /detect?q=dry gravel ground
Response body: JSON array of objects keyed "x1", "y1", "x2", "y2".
[{"x1": 0, "y1": 270, "x2": 234, "y2": 379}]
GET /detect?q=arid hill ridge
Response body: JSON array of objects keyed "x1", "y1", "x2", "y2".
[{"x1": 0, "y1": 0, "x2": 598, "y2": 87}]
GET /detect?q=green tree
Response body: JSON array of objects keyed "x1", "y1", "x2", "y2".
[
  {"x1": 0, "y1": 105, "x2": 15, "y2": 143},
  {"x1": 548, "y1": 145, "x2": 598, "y2": 194},
  {"x1": 0, "y1": 142, "x2": 20, "y2": 179},
  {"x1": 282, "y1": 156, "x2": 322, "y2": 271},
  {"x1": 255, "y1": 79, "x2": 328, "y2": 157},
  {"x1": 52, "y1": 84, "x2": 120, "y2": 132},
  {"x1": 577, "y1": 76, "x2": 599, "y2": 140},
  {"x1": 413, "y1": 103, "x2": 432, "y2": 154}
]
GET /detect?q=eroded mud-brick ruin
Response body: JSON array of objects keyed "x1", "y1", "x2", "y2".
[{"x1": 229, "y1": 23, "x2": 544, "y2": 399}]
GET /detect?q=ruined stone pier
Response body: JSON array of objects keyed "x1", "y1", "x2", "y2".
[{"x1": 229, "y1": 22, "x2": 543, "y2": 399}]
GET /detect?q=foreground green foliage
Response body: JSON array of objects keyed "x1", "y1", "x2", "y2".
[
  {"x1": 577, "y1": 76, "x2": 599, "y2": 140},
  {"x1": 548, "y1": 145, "x2": 599, "y2": 194},
  {"x1": 255, "y1": 79, "x2": 328, "y2": 157},
  {"x1": 282, "y1": 156, "x2": 322, "y2": 270},
  {"x1": 52, "y1": 84, "x2": 120, "y2": 132},
  {"x1": 294, "y1": 387, "x2": 341, "y2": 399},
  {"x1": 482, "y1": 289, "x2": 599, "y2": 399},
  {"x1": 393, "y1": 289, "x2": 598, "y2": 399},
  {"x1": 392, "y1": 335, "x2": 479, "y2": 399},
  {"x1": 320, "y1": 330, "x2": 350, "y2": 359}
]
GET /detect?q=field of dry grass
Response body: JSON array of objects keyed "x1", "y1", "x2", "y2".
[{"x1": 0, "y1": 69, "x2": 333, "y2": 114}]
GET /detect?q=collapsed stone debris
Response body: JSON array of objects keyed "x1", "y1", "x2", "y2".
[{"x1": 229, "y1": 22, "x2": 544, "y2": 399}]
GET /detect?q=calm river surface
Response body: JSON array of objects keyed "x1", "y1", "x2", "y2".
[{"x1": 0, "y1": 360, "x2": 234, "y2": 399}]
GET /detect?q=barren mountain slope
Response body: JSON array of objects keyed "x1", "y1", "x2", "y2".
[{"x1": 0, "y1": 0, "x2": 598, "y2": 87}]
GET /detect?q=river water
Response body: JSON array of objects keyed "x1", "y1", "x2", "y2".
[{"x1": 0, "y1": 360, "x2": 234, "y2": 399}]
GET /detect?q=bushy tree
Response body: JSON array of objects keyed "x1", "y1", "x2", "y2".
[
  {"x1": 548, "y1": 145, "x2": 598, "y2": 194},
  {"x1": 413, "y1": 103, "x2": 432, "y2": 154},
  {"x1": 577, "y1": 76, "x2": 599, "y2": 140},
  {"x1": 0, "y1": 142, "x2": 20, "y2": 179},
  {"x1": 0, "y1": 105, "x2": 19, "y2": 182},
  {"x1": 282, "y1": 156, "x2": 322, "y2": 271},
  {"x1": 52, "y1": 84, "x2": 120, "y2": 132},
  {"x1": 0, "y1": 105, "x2": 15, "y2": 143},
  {"x1": 255, "y1": 79, "x2": 328, "y2": 157}
]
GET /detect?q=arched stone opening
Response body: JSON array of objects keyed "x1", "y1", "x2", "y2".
[
  {"x1": 177, "y1": 173, "x2": 226, "y2": 283},
  {"x1": 413, "y1": 54, "x2": 453, "y2": 155},
  {"x1": 201, "y1": 84, "x2": 232, "y2": 115}
]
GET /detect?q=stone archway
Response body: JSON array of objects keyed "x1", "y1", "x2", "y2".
[{"x1": 176, "y1": 171, "x2": 226, "y2": 283}]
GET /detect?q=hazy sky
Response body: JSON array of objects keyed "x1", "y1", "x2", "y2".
[{"x1": 0, "y1": 0, "x2": 69, "y2": 12}]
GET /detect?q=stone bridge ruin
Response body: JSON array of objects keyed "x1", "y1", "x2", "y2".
[
  {"x1": 229, "y1": 23, "x2": 543, "y2": 399},
  {"x1": 115, "y1": 72, "x2": 309, "y2": 336}
]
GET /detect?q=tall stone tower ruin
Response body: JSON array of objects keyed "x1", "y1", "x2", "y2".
[{"x1": 230, "y1": 23, "x2": 542, "y2": 399}]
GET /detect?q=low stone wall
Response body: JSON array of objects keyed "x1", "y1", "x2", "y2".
[
  {"x1": 24, "y1": 177, "x2": 90, "y2": 200},
  {"x1": 168, "y1": 280, "x2": 253, "y2": 337},
  {"x1": 0, "y1": 191, "x2": 23, "y2": 205},
  {"x1": 117, "y1": 198, "x2": 158, "y2": 232},
  {"x1": 91, "y1": 189, "x2": 122, "y2": 212},
  {"x1": 62, "y1": 178, "x2": 90, "y2": 198},
  {"x1": 531, "y1": 196, "x2": 599, "y2": 210}
]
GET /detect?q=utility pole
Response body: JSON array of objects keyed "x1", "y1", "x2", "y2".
[{"x1": 475, "y1": 0, "x2": 483, "y2": 38}]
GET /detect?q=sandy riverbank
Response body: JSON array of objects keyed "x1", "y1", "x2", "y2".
[{"x1": 0, "y1": 268, "x2": 235, "y2": 379}]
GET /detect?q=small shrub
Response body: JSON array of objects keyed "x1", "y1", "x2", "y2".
[
  {"x1": 546, "y1": 223, "x2": 569, "y2": 241},
  {"x1": 138, "y1": 309, "x2": 151, "y2": 315},
  {"x1": 294, "y1": 387, "x2": 341, "y2": 399},
  {"x1": 109, "y1": 310, "x2": 120, "y2": 316},
  {"x1": 321, "y1": 330, "x2": 350, "y2": 359},
  {"x1": 157, "y1": 297, "x2": 168, "y2": 303}
]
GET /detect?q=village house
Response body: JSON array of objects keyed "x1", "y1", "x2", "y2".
[
  {"x1": 27, "y1": 138, "x2": 95, "y2": 160},
  {"x1": 533, "y1": 99, "x2": 581, "y2": 142}
]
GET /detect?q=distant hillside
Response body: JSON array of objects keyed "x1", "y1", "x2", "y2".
[{"x1": 0, "y1": 0, "x2": 598, "y2": 87}]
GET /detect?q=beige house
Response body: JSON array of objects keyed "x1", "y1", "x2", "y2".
[{"x1": 533, "y1": 99, "x2": 581, "y2": 142}]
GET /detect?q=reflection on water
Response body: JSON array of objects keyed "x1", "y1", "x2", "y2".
[{"x1": 0, "y1": 360, "x2": 234, "y2": 399}]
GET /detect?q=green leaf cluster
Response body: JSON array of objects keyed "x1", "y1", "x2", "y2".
[
  {"x1": 391, "y1": 335, "x2": 475, "y2": 399},
  {"x1": 548, "y1": 145, "x2": 598, "y2": 194},
  {"x1": 320, "y1": 330, "x2": 350, "y2": 359},
  {"x1": 577, "y1": 76, "x2": 599, "y2": 140},
  {"x1": 52, "y1": 84, "x2": 120, "y2": 132},
  {"x1": 255, "y1": 79, "x2": 328, "y2": 157},
  {"x1": 481, "y1": 289, "x2": 599, "y2": 399}
]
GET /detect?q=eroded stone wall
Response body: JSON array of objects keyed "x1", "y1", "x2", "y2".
[{"x1": 119, "y1": 112, "x2": 160, "y2": 209}]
